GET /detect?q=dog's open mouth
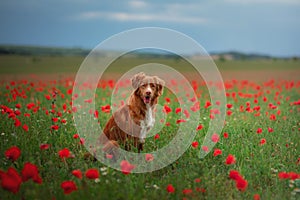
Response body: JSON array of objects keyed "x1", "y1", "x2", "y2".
[{"x1": 144, "y1": 96, "x2": 151, "y2": 104}]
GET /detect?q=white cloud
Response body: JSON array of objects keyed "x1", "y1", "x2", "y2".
[
  {"x1": 128, "y1": 0, "x2": 148, "y2": 9},
  {"x1": 77, "y1": 11, "x2": 207, "y2": 24}
]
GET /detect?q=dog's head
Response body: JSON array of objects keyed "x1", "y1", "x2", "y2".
[{"x1": 131, "y1": 72, "x2": 165, "y2": 105}]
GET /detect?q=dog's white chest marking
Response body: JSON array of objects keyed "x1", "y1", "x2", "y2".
[{"x1": 140, "y1": 105, "x2": 155, "y2": 143}]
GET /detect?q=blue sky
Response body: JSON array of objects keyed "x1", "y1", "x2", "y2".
[{"x1": 0, "y1": 0, "x2": 299, "y2": 56}]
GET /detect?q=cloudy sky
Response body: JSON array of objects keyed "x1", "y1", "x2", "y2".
[{"x1": 0, "y1": 0, "x2": 299, "y2": 56}]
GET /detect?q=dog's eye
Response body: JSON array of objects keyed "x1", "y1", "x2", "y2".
[
  {"x1": 150, "y1": 83, "x2": 155, "y2": 88},
  {"x1": 141, "y1": 84, "x2": 146, "y2": 88}
]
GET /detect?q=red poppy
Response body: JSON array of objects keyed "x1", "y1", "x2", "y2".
[
  {"x1": 14, "y1": 118, "x2": 21, "y2": 127},
  {"x1": 196, "y1": 124, "x2": 203, "y2": 131},
  {"x1": 61, "y1": 180, "x2": 77, "y2": 194},
  {"x1": 15, "y1": 103, "x2": 21, "y2": 109},
  {"x1": 256, "y1": 128, "x2": 262, "y2": 134},
  {"x1": 260, "y1": 138, "x2": 266, "y2": 145},
  {"x1": 211, "y1": 133, "x2": 220, "y2": 143},
  {"x1": 45, "y1": 95, "x2": 51, "y2": 100},
  {"x1": 163, "y1": 105, "x2": 172, "y2": 114},
  {"x1": 213, "y1": 149, "x2": 222, "y2": 157},
  {"x1": 182, "y1": 188, "x2": 193, "y2": 195},
  {"x1": 223, "y1": 132, "x2": 229, "y2": 138},
  {"x1": 51, "y1": 125, "x2": 59, "y2": 130},
  {"x1": 58, "y1": 148, "x2": 70, "y2": 159},
  {"x1": 5, "y1": 146, "x2": 21, "y2": 162},
  {"x1": 166, "y1": 184, "x2": 175, "y2": 193},
  {"x1": 22, "y1": 124, "x2": 29, "y2": 132},
  {"x1": 191, "y1": 141, "x2": 199, "y2": 148},
  {"x1": 204, "y1": 101, "x2": 211, "y2": 108},
  {"x1": 235, "y1": 178, "x2": 248, "y2": 192},
  {"x1": 165, "y1": 97, "x2": 171, "y2": 103},
  {"x1": 194, "y1": 178, "x2": 201, "y2": 183},
  {"x1": 101, "y1": 105, "x2": 110, "y2": 113},
  {"x1": 278, "y1": 172, "x2": 289, "y2": 179},
  {"x1": 154, "y1": 134, "x2": 160, "y2": 140},
  {"x1": 72, "y1": 170, "x2": 82, "y2": 179},
  {"x1": 226, "y1": 104, "x2": 233, "y2": 109},
  {"x1": 120, "y1": 160, "x2": 135, "y2": 175},
  {"x1": 253, "y1": 194, "x2": 260, "y2": 200},
  {"x1": 176, "y1": 119, "x2": 186, "y2": 124},
  {"x1": 73, "y1": 134, "x2": 79, "y2": 139},
  {"x1": 21, "y1": 162, "x2": 42, "y2": 184},
  {"x1": 229, "y1": 170, "x2": 242, "y2": 180},
  {"x1": 85, "y1": 168, "x2": 99, "y2": 179},
  {"x1": 225, "y1": 154, "x2": 236, "y2": 165},
  {"x1": 267, "y1": 127, "x2": 273, "y2": 133},
  {"x1": 0, "y1": 167, "x2": 22, "y2": 194},
  {"x1": 145, "y1": 154, "x2": 154, "y2": 162},
  {"x1": 175, "y1": 107, "x2": 182, "y2": 114},
  {"x1": 40, "y1": 144, "x2": 50, "y2": 150},
  {"x1": 202, "y1": 146, "x2": 209, "y2": 152}
]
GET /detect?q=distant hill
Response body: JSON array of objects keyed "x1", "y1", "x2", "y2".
[
  {"x1": 0, "y1": 45, "x2": 295, "y2": 60},
  {"x1": 0, "y1": 45, "x2": 89, "y2": 56}
]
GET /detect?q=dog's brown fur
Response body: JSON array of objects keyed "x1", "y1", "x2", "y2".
[{"x1": 100, "y1": 72, "x2": 164, "y2": 157}]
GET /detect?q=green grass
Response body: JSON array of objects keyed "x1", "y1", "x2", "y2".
[{"x1": 0, "y1": 55, "x2": 299, "y2": 199}]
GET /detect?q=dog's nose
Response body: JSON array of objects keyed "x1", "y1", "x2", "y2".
[{"x1": 146, "y1": 91, "x2": 151, "y2": 95}]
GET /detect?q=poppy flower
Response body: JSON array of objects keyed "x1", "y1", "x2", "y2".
[
  {"x1": 253, "y1": 194, "x2": 260, "y2": 200},
  {"x1": 226, "y1": 104, "x2": 233, "y2": 109},
  {"x1": 22, "y1": 124, "x2": 29, "y2": 132},
  {"x1": 182, "y1": 188, "x2": 193, "y2": 195},
  {"x1": 196, "y1": 124, "x2": 203, "y2": 131},
  {"x1": 165, "y1": 97, "x2": 171, "y2": 103},
  {"x1": 45, "y1": 95, "x2": 51, "y2": 100},
  {"x1": 278, "y1": 172, "x2": 289, "y2": 179},
  {"x1": 260, "y1": 138, "x2": 266, "y2": 145},
  {"x1": 0, "y1": 167, "x2": 22, "y2": 194},
  {"x1": 5, "y1": 146, "x2": 21, "y2": 162},
  {"x1": 235, "y1": 178, "x2": 248, "y2": 192},
  {"x1": 120, "y1": 160, "x2": 135, "y2": 175},
  {"x1": 191, "y1": 141, "x2": 199, "y2": 148},
  {"x1": 85, "y1": 168, "x2": 99, "y2": 179},
  {"x1": 145, "y1": 154, "x2": 154, "y2": 162},
  {"x1": 229, "y1": 170, "x2": 242, "y2": 180},
  {"x1": 154, "y1": 134, "x2": 160, "y2": 140},
  {"x1": 61, "y1": 180, "x2": 77, "y2": 194},
  {"x1": 211, "y1": 133, "x2": 220, "y2": 143},
  {"x1": 194, "y1": 178, "x2": 201, "y2": 183},
  {"x1": 51, "y1": 125, "x2": 59, "y2": 130},
  {"x1": 202, "y1": 146, "x2": 209, "y2": 152},
  {"x1": 225, "y1": 154, "x2": 236, "y2": 165},
  {"x1": 166, "y1": 184, "x2": 175, "y2": 193},
  {"x1": 163, "y1": 105, "x2": 172, "y2": 114},
  {"x1": 223, "y1": 132, "x2": 229, "y2": 138},
  {"x1": 40, "y1": 144, "x2": 50, "y2": 150},
  {"x1": 21, "y1": 162, "x2": 42, "y2": 184},
  {"x1": 176, "y1": 119, "x2": 186, "y2": 124},
  {"x1": 256, "y1": 128, "x2": 262, "y2": 134},
  {"x1": 72, "y1": 170, "x2": 82, "y2": 179},
  {"x1": 58, "y1": 148, "x2": 70, "y2": 159},
  {"x1": 175, "y1": 107, "x2": 182, "y2": 114},
  {"x1": 267, "y1": 127, "x2": 273, "y2": 133},
  {"x1": 213, "y1": 149, "x2": 222, "y2": 157}
]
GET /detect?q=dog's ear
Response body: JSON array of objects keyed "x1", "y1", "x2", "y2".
[
  {"x1": 131, "y1": 72, "x2": 146, "y2": 90},
  {"x1": 154, "y1": 76, "x2": 165, "y2": 96}
]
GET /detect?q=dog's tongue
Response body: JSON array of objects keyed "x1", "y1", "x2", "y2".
[{"x1": 144, "y1": 97, "x2": 151, "y2": 104}]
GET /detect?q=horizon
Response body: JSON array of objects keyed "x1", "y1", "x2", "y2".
[{"x1": 0, "y1": 0, "x2": 299, "y2": 57}]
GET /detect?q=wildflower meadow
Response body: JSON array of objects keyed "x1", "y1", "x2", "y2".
[{"x1": 0, "y1": 55, "x2": 299, "y2": 200}]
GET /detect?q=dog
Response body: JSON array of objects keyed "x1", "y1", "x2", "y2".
[{"x1": 100, "y1": 72, "x2": 165, "y2": 157}]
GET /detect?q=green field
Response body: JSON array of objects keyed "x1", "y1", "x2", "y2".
[{"x1": 0, "y1": 55, "x2": 299, "y2": 199}]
